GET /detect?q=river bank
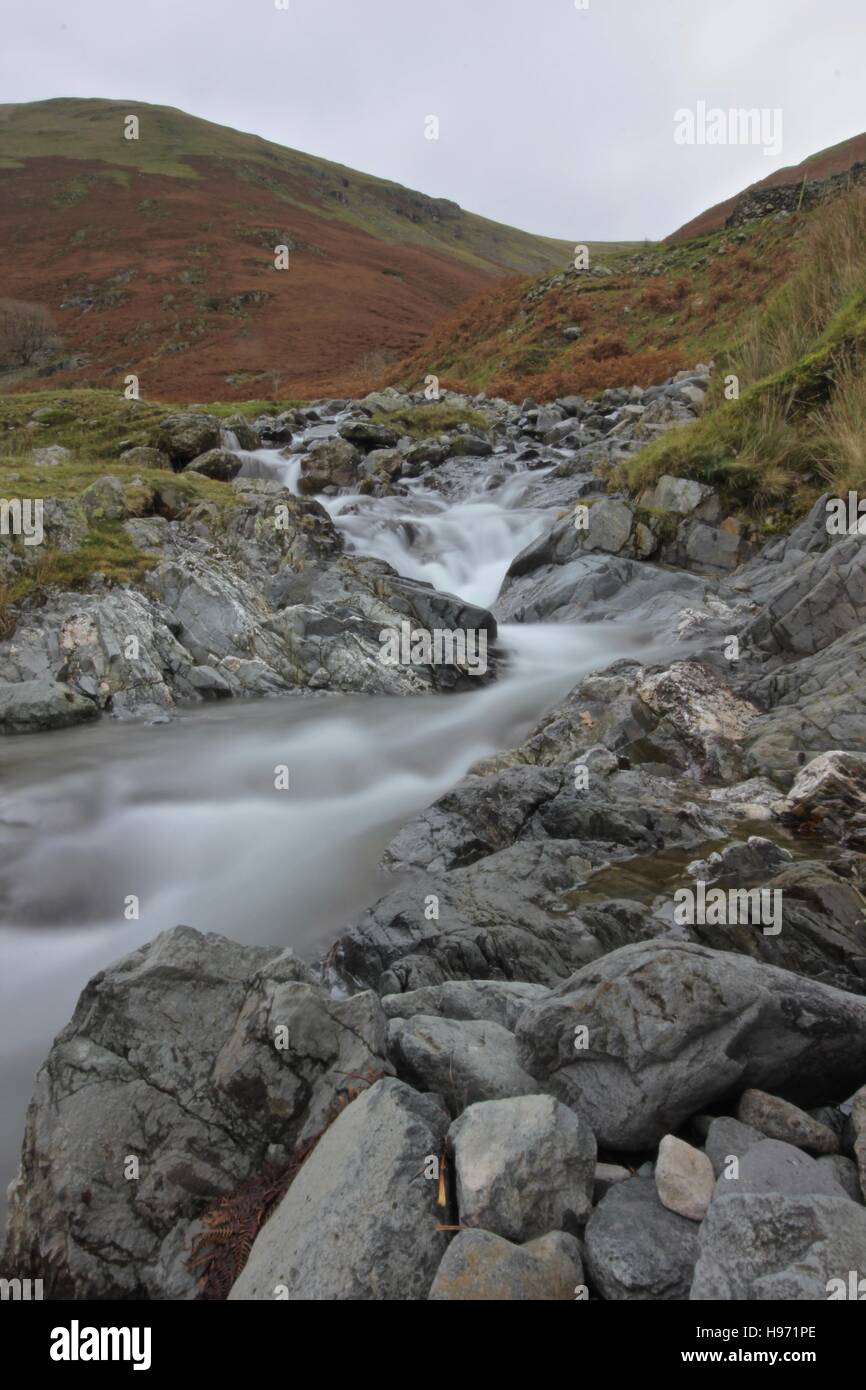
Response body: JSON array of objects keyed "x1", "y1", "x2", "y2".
[{"x1": 2, "y1": 378, "x2": 865, "y2": 1299}]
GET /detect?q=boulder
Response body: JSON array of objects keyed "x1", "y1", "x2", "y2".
[
  {"x1": 448, "y1": 1095, "x2": 595, "y2": 1240},
  {"x1": 585, "y1": 1177, "x2": 699, "y2": 1300},
  {"x1": 387, "y1": 1015, "x2": 539, "y2": 1113},
  {"x1": 780, "y1": 750, "x2": 866, "y2": 849},
  {"x1": 183, "y1": 448, "x2": 243, "y2": 482},
  {"x1": 0, "y1": 678, "x2": 99, "y2": 734},
  {"x1": 338, "y1": 421, "x2": 399, "y2": 452},
  {"x1": 691, "y1": 1193, "x2": 866, "y2": 1300},
  {"x1": 119, "y1": 446, "x2": 172, "y2": 470},
  {"x1": 154, "y1": 412, "x2": 221, "y2": 465},
  {"x1": 298, "y1": 437, "x2": 361, "y2": 493},
  {"x1": 228, "y1": 1079, "x2": 448, "y2": 1300},
  {"x1": 736, "y1": 1089, "x2": 839, "y2": 1155},
  {"x1": 704, "y1": 1117, "x2": 765, "y2": 1178},
  {"x1": 515, "y1": 941, "x2": 866, "y2": 1150},
  {"x1": 428, "y1": 1229, "x2": 583, "y2": 1300},
  {"x1": 3, "y1": 926, "x2": 391, "y2": 1298},
  {"x1": 715, "y1": 1139, "x2": 852, "y2": 1199}
]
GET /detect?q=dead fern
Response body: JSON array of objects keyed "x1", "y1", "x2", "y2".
[{"x1": 189, "y1": 1066, "x2": 383, "y2": 1299}]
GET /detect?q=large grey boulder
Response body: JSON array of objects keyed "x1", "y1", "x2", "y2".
[
  {"x1": 0, "y1": 677, "x2": 99, "y2": 734},
  {"x1": 428, "y1": 1229, "x2": 583, "y2": 1301},
  {"x1": 154, "y1": 411, "x2": 221, "y2": 465},
  {"x1": 448, "y1": 1095, "x2": 595, "y2": 1239},
  {"x1": 298, "y1": 437, "x2": 361, "y2": 493},
  {"x1": 515, "y1": 941, "x2": 866, "y2": 1150},
  {"x1": 585, "y1": 1177, "x2": 700, "y2": 1300},
  {"x1": 388, "y1": 1015, "x2": 539, "y2": 1113},
  {"x1": 690, "y1": 1193, "x2": 866, "y2": 1300},
  {"x1": 228, "y1": 1079, "x2": 448, "y2": 1301},
  {"x1": 3, "y1": 926, "x2": 391, "y2": 1298}
]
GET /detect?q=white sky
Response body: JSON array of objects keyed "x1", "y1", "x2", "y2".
[{"x1": 2, "y1": 0, "x2": 865, "y2": 240}]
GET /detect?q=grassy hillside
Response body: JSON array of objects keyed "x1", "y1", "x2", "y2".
[
  {"x1": 386, "y1": 212, "x2": 801, "y2": 401},
  {"x1": 0, "y1": 98, "x2": 573, "y2": 276},
  {"x1": 0, "y1": 99, "x2": 577, "y2": 401},
  {"x1": 668, "y1": 131, "x2": 866, "y2": 242},
  {"x1": 618, "y1": 188, "x2": 866, "y2": 524}
]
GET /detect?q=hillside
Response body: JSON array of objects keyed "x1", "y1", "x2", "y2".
[
  {"x1": 667, "y1": 131, "x2": 866, "y2": 242},
  {"x1": 0, "y1": 98, "x2": 573, "y2": 401}
]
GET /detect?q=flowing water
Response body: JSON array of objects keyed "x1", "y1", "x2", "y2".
[{"x1": 0, "y1": 429, "x2": 661, "y2": 1208}]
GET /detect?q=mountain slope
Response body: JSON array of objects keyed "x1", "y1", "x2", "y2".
[
  {"x1": 667, "y1": 132, "x2": 866, "y2": 242},
  {"x1": 0, "y1": 98, "x2": 573, "y2": 400}
]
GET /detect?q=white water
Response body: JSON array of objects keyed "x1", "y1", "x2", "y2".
[{"x1": 0, "y1": 430, "x2": 657, "y2": 1203}]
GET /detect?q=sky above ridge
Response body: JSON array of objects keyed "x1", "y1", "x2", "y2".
[{"x1": 2, "y1": 0, "x2": 865, "y2": 241}]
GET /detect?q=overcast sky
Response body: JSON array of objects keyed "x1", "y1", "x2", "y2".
[{"x1": 2, "y1": 0, "x2": 865, "y2": 240}]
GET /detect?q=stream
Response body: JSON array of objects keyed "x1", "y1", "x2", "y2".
[{"x1": 0, "y1": 423, "x2": 663, "y2": 1211}]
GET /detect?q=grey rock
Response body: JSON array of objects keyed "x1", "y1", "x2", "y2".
[
  {"x1": 691, "y1": 1193, "x2": 866, "y2": 1300},
  {"x1": 381, "y1": 980, "x2": 548, "y2": 1032},
  {"x1": 0, "y1": 677, "x2": 99, "y2": 734},
  {"x1": 228, "y1": 1079, "x2": 448, "y2": 1301},
  {"x1": 585, "y1": 1177, "x2": 699, "y2": 1300},
  {"x1": 704, "y1": 1117, "x2": 765, "y2": 1177},
  {"x1": 388, "y1": 1014, "x2": 539, "y2": 1113},
  {"x1": 154, "y1": 411, "x2": 221, "y2": 465},
  {"x1": 448, "y1": 1095, "x2": 595, "y2": 1239},
  {"x1": 3, "y1": 926, "x2": 391, "y2": 1298},
  {"x1": 515, "y1": 940, "x2": 866, "y2": 1150},
  {"x1": 183, "y1": 448, "x2": 243, "y2": 481},
  {"x1": 428, "y1": 1229, "x2": 583, "y2": 1300},
  {"x1": 714, "y1": 1139, "x2": 851, "y2": 1199}
]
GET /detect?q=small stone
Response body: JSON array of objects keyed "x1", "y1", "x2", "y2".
[{"x1": 655, "y1": 1135, "x2": 714, "y2": 1221}]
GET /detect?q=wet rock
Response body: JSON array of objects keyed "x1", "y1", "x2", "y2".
[
  {"x1": 0, "y1": 677, "x2": 99, "y2": 734},
  {"x1": 736, "y1": 1089, "x2": 839, "y2": 1155},
  {"x1": 338, "y1": 420, "x2": 399, "y2": 452},
  {"x1": 448, "y1": 1095, "x2": 595, "y2": 1239},
  {"x1": 298, "y1": 437, "x2": 361, "y2": 493},
  {"x1": 584, "y1": 1177, "x2": 699, "y2": 1300},
  {"x1": 655, "y1": 1136, "x2": 714, "y2": 1221},
  {"x1": 515, "y1": 940, "x2": 866, "y2": 1150},
  {"x1": 428, "y1": 1229, "x2": 583, "y2": 1300},
  {"x1": 228, "y1": 1079, "x2": 448, "y2": 1301},
  {"x1": 780, "y1": 750, "x2": 866, "y2": 849}
]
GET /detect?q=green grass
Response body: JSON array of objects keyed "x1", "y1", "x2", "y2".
[
  {"x1": 616, "y1": 189, "x2": 866, "y2": 523},
  {"x1": 0, "y1": 97, "x2": 576, "y2": 276},
  {"x1": 369, "y1": 402, "x2": 490, "y2": 438}
]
